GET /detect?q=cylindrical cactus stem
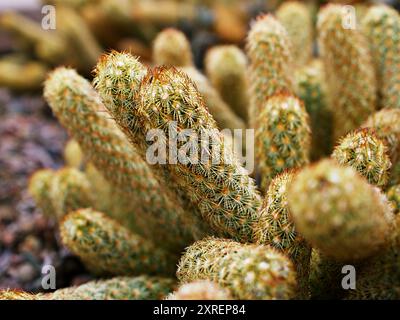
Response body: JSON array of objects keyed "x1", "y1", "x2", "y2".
[
  {"x1": 28, "y1": 169, "x2": 56, "y2": 218},
  {"x1": 347, "y1": 216, "x2": 400, "y2": 300},
  {"x1": 204, "y1": 45, "x2": 250, "y2": 123},
  {"x1": 246, "y1": 14, "x2": 294, "y2": 126},
  {"x1": 0, "y1": 56, "x2": 48, "y2": 91},
  {"x1": 294, "y1": 59, "x2": 333, "y2": 160},
  {"x1": 138, "y1": 67, "x2": 262, "y2": 241},
  {"x1": 362, "y1": 5, "x2": 400, "y2": 110},
  {"x1": 332, "y1": 128, "x2": 392, "y2": 188},
  {"x1": 64, "y1": 139, "x2": 85, "y2": 169},
  {"x1": 151, "y1": 29, "x2": 246, "y2": 132},
  {"x1": 317, "y1": 4, "x2": 377, "y2": 140},
  {"x1": 276, "y1": 1, "x2": 313, "y2": 67},
  {"x1": 309, "y1": 249, "x2": 345, "y2": 300},
  {"x1": 28, "y1": 167, "x2": 92, "y2": 220},
  {"x1": 153, "y1": 28, "x2": 194, "y2": 67},
  {"x1": 166, "y1": 280, "x2": 232, "y2": 300},
  {"x1": 288, "y1": 159, "x2": 394, "y2": 262},
  {"x1": 44, "y1": 67, "x2": 203, "y2": 253},
  {"x1": 0, "y1": 11, "x2": 69, "y2": 65},
  {"x1": 94, "y1": 54, "x2": 260, "y2": 242},
  {"x1": 177, "y1": 237, "x2": 297, "y2": 300},
  {"x1": 387, "y1": 184, "x2": 400, "y2": 214},
  {"x1": 362, "y1": 108, "x2": 400, "y2": 185},
  {"x1": 253, "y1": 171, "x2": 311, "y2": 299},
  {"x1": 60, "y1": 209, "x2": 176, "y2": 276},
  {"x1": 0, "y1": 276, "x2": 175, "y2": 300},
  {"x1": 254, "y1": 92, "x2": 311, "y2": 191}
]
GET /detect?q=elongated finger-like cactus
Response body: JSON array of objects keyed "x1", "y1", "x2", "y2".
[
  {"x1": 0, "y1": 276, "x2": 175, "y2": 300},
  {"x1": 204, "y1": 45, "x2": 249, "y2": 122},
  {"x1": 294, "y1": 59, "x2": 333, "y2": 160},
  {"x1": 28, "y1": 167, "x2": 92, "y2": 219},
  {"x1": 254, "y1": 171, "x2": 311, "y2": 298},
  {"x1": 387, "y1": 184, "x2": 400, "y2": 214},
  {"x1": 317, "y1": 4, "x2": 376, "y2": 140},
  {"x1": 60, "y1": 209, "x2": 175, "y2": 276},
  {"x1": 95, "y1": 55, "x2": 261, "y2": 242},
  {"x1": 167, "y1": 280, "x2": 232, "y2": 300},
  {"x1": 276, "y1": 1, "x2": 313, "y2": 67},
  {"x1": 288, "y1": 159, "x2": 394, "y2": 261},
  {"x1": 362, "y1": 5, "x2": 400, "y2": 110},
  {"x1": 153, "y1": 28, "x2": 193, "y2": 67},
  {"x1": 177, "y1": 237, "x2": 297, "y2": 300},
  {"x1": 362, "y1": 108, "x2": 400, "y2": 185},
  {"x1": 332, "y1": 128, "x2": 392, "y2": 187},
  {"x1": 246, "y1": 14, "x2": 293, "y2": 126},
  {"x1": 44, "y1": 67, "x2": 202, "y2": 253},
  {"x1": 255, "y1": 93, "x2": 311, "y2": 191}
]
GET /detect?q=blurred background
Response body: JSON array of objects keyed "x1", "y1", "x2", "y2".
[{"x1": 0, "y1": 0, "x2": 398, "y2": 293}]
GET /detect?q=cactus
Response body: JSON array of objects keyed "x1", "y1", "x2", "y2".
[
  {"x1": 276, "y1": 1, "x2": 313, "y2": 67},
  {"x1": 254, "y1": 93, "x2": 311, "y2": 191},
  {"x1": 28, "y1": 167, "x2": 92, "y2": 219},
  {"x1": 60, "y1": 209, "x2": 175, "y2": 276},
  {"x1": 347, "y1": 216, "x2": 400, "y2": 299},
  {"x1": 0, "y1": 276, "x2": 175, "y2": 300},
  {"x1": 332, "y1": 128, "x2": 392, "y2": 187},
  {"x1": 362, "y1": 5, "x2": 400, "y2": 110},
  {"x1": 254, "y1": 171, "x2": 311, "y2": 298},
  {"x1": 204, "y1": 45, "x2": 249, "y2": 122},
  {"x1": 177, "y1": 237, "x2": 297, "y2": 300},
  {"x1": 288, "y1": 159, "x2": 394, "y2": 261},
  {"x1": 246, "y1": 14, "x2": 293, "y2": 126},
  {"x1": 317, "y1": 4, "x2": 376, "y2": 140},
  {"x1": 294, "y1": 59, "x2": 333, "y2": 160},
  {"x1": 308, "y1": 249, "x2": 345, "y2": 300},
  {"x1": 362, "y1": 108, "x2": 400, "y2": 185},
  {"x1": 44, "y1": 67, "x2": 203, "y2": 253},
  {"x1": 94, "y1": 55, "x2": 261, "y2": 242},
  {"x1": 153, "y1": 28, "x2": 193, "y2": 67},
  {"x1": 64, "y1": 139, "x2": 84, "y2": 169},
  {"x1": 151, "y1": 30, "x2": 246, "y2": 131},
  {"x1": 387, "y1": 184, "x2": 400, "y2": 214},
  {"x1": 166, "y1": 280, "x2": 232, "y2": 300}
]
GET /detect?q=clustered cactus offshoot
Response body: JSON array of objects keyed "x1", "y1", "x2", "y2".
[{"x1": 2, "y1": 1, "x2": 400, "y2": 301}]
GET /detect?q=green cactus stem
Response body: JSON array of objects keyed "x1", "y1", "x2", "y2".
[
  {"x1": 387, "y1": 184, "x2": 400, "y2": 214},
  {"x1": 332, "y1": 128, "x2": 392, "y2": 187},
  {"x1": 64, "y1": 139, "x2": 85, "y2": 169},
  {"x1": 60, "y1": 208, "x2": 175, "y2": 276},
  {"x1": 317, "y1": 4, "x2": 376, "y2": 140},
  {"x1": 177, "y1": 237, "x2": 297, "y2": 300},
  {"x1": 288, "y1": 159, "x2": 394, "y2": 261},
  {"x1": 254, "y1": 92, "x2": 311, "y2": 191}
]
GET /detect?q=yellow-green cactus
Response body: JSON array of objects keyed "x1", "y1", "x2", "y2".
[
  {"x1": 288, "y1": 159, "x2": 394, "y2": 261},
  {"x1": 44, "y1": 67, "x2": 203, "y2": 253},
  {"x1": 362, "y1": 5, "x2": 400, "y2": 110},
  {"x1": 246, "y1": 14, "x2": 293, "y2": 126},
  {"x1": 28, "y1": 167, "x2": 92, "y2": 220},
  {"x1": 387, "y1": 185, "x2": 400, "y2": 214},
  {"x1": 276, "y1": 1, "x2": 313, "y2": 67},
  {"x1": 317, "y1": 4, "x2": 376, "y2": 140},
  {"x1": 167, "y1": 280, "x2": 232, "y2": 300},
  {"x1": 60, "y1": 209, "x2": 175, "y2": 276},
  {"x1": 362, "y1": 108, "x2": 400, "y2": 185},
  {"x1": 64, "y1": 139, "x2": 84, "y2": 169},
  {"x1": 153, "y1": 28, "x2": 193, "y2": 67},
  {"x1": 254, "y1": 171, "x2": 311, "y2": 298},
  {"x1": 0, "y1": 276, "x2": 175, "y2": 300},
  {"x1": 254, "y1": 93, "x2": 311, "y2": 191},
  {"x1": 204, "y1": 45, "x2": 249, "y2": 122},
  {"x1": 332, "y1": 128, "x2": 392, "y2": 187},
  {"x1": 177, "y1": 237, "x2": 297, "y2": 300},
  {"x1": 294, "y1": 59, "x2": 333, "y2": 160}
]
